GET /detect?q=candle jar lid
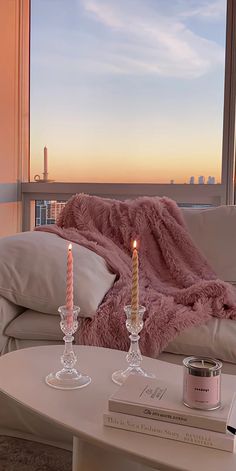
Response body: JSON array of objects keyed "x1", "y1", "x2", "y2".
[{"x1": 183, "y1": 356, "x2": 222, "y2": 377}]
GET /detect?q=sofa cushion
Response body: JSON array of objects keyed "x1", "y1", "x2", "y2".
[
  {"x1": 5, "y1": 310, "x2": 62, "y2": 340},
  {"x1": 0, "y1": 231, "x2": 116, "y2": 317},
  {"x1": 6, "y1": 309, "x2": 236, "y2": 366},
  {"x1": 164, "y1": 317, "x2": 236, "y2": 364},
  {"x1": 182, "y1": 205, "x2": 236, "y2": 283}
]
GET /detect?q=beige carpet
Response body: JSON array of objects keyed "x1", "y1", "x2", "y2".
[{"x1": 0, "y1": 436, "x2": 72, "y2": 471}]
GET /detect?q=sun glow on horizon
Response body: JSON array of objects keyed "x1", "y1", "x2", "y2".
[{"x1": 30, "y1": 0, "x2": 226, "y2": 184}]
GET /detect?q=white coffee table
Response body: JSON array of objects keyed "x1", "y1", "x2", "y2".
[{"x1": 0, "y1": 345, "x2": 236, "y2": 471}]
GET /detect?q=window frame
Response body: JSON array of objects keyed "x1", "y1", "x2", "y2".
[{"x1": 21, "y1": 0, "x2": 236, "y2": 230}]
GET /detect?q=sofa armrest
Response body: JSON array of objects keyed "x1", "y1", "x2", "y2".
[{"x1": 0, "y1": 297, "x2": 25, "y2": 354}]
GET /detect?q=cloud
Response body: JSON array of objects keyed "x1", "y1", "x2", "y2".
[
  {"x1": 79, "y1": 0, "x2": 224, "y2": 78},
  {"x1": 80, "y1": 0, "x2": 123, "y2": 29},
  {"x1": 179, "y1": 0, "x2": 225, "y2": 20}
]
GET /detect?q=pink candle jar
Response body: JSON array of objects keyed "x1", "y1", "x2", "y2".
[{"x1": 183, "y1": 356, "x2": 222, "y2": 410}]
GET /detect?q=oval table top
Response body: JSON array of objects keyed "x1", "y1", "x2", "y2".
[{"x1": 0, "y1": 345, "x2": 236, "y2": 471}]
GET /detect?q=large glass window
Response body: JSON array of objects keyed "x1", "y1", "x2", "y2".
[{"x1": 30, "y1": 0, "x2": 227, "y2": 185}]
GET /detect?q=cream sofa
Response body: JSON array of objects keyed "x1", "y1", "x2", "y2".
[
  {"x1": 1, "y1": 204, "x2": 236, "y2": 449},
  {"x1": 0, "y1": 205, "x2": 236, "y2": 374}
]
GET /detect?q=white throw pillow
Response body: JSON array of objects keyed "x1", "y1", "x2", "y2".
[
  {"x1": 182, "y1": 205, "x2": 236, "y2": 284},
  {"x1": 0, "y1": 231, "x2": 116, "y2": 317}
]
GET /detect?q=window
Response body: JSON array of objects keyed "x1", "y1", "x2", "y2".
[
  {"x1": 30, "y1": 0, "x2": 227, "y2": 186},
  {"x1": 21, "y1": 0, "x2": 236, "y2": 230}
]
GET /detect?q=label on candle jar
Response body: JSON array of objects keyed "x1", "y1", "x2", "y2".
[{"x1": 183, "y1": 372, "x2": 221, "y2": 410}]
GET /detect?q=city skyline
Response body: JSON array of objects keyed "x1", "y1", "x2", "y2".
[
  {"x1": 33, "y1": 146, "x2": 219, "y2": 185},
  {"x1": 30, "y1": 0, "x2": 226, "y2": 183}
]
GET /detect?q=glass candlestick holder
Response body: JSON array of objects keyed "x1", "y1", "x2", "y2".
[
  {"x1": 45, "y1": 305, "x2": 91, "y2": 390},
  {"x1": 112, "y1": 305, "x2": 155, "y2": 386}
]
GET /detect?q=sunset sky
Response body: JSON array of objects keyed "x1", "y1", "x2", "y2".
[{"x1": 30, "y1": 0, "x2": 226, "y2": 184}]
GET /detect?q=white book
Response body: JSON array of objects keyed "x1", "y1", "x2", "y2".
[
  {"x1": 103, "y1": 410, "x2": 236, "y2": 452},
  {"x1": 109, "y1": 374, "x2": 236, "y2": 433}
]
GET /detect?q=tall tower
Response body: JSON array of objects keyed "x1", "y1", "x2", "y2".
[
  {"x1": 34, "y1": 146, "x2": 54, "y2": 182},
  {"x1": 43, "y1": 146, "x2": 48, "y2": 181}
]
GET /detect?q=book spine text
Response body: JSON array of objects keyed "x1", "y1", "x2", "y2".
[
  {"x1": 108, "y1": 400, "x2": 226, "y2": 434},
  {"x1": 104, "y1": 412, "x2": 234, "y2": 453}
]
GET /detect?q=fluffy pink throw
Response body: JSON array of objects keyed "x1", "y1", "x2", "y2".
[{"x1": 36, "y1": 194, "x2": 236, "y2": 357}]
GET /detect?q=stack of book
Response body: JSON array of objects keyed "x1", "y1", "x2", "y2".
[{"x1": 104, "y1": 375, "x2": 236, "y2": 452}]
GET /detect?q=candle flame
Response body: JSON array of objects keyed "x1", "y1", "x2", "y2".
[
  {"x1": 68, "y1": 243, "x2": 72, "y2": 251},
  {"x1": 133, "y1": 240, "x2": 137, "y2": 249}
]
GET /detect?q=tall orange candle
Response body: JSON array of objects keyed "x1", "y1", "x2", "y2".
[
  {"x1": 66, "y1": 243, "x2": 73, "y2": 326},
  {"x1": 131, "y1": 240, "x2": 139, "y2": 323}
]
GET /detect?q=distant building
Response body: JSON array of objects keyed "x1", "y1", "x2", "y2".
[
  {"x1": 207, "y1": 176, "x2": 215, "y2": 184},
  {"x1": 35, "y1": 200, "x2": 66, "y2": 226},
  {"x1": 47, "y1": 200, "x2": 67, "y2": 220},
  {"x1": 198, "y1": 176, "x2": 205, "y2": 184},
  {"x1": 189, "y1": 176, "x2": 195, "y2": 184},
  {"x1": 35, "y1": 200, "x2": 47, "y2": 226}
]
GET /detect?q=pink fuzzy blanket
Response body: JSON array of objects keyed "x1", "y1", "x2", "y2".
[{"x1": 35, "y1": 194, "x2": 236, "y2": 357}]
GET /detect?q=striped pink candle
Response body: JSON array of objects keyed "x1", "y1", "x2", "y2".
[
  {"x1": 131, "y1": 240, "x2": 139, "y2": 324},
  {"x1": 66, "y1": 243, "x2": 73, "y2": 326}
]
